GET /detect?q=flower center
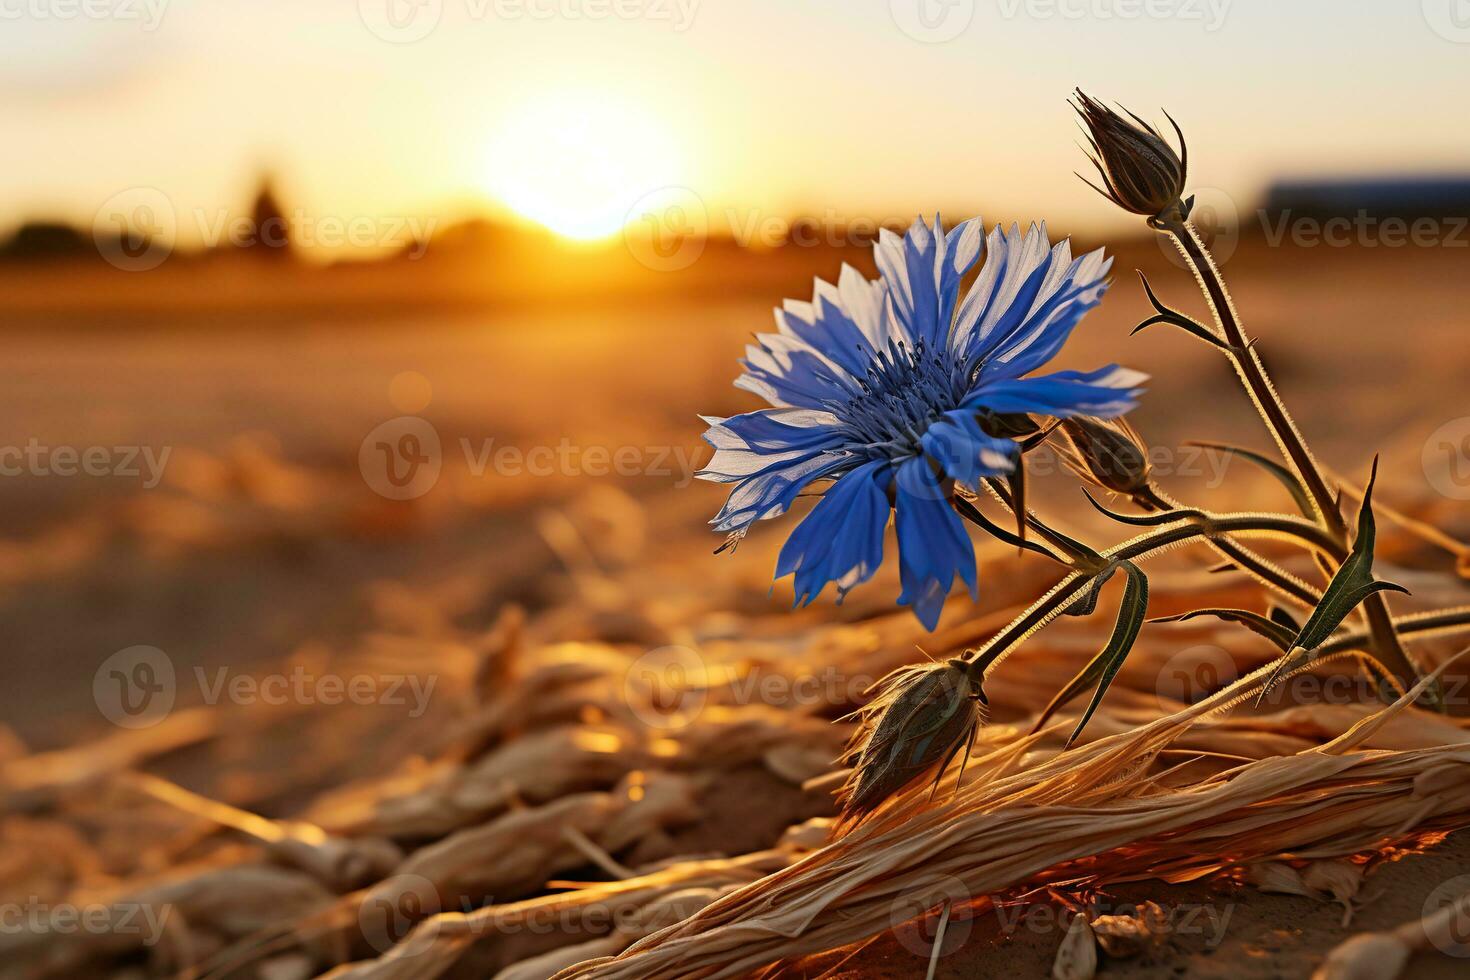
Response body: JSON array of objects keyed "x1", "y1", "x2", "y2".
[{"x1": 830, "y1": 337, "x2": 961, "y2": 459}]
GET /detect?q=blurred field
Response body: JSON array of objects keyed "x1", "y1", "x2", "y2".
[
  {"x1": 1, "y1": 234, "x2": 1468, "y2": 977},
  {"x1": 3, "y1": 234, "x2": 1467, "y2": 729}
]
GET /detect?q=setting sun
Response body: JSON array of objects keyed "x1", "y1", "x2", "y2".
[{"x1": 480, "y1": 92, "x2": 683, "y2": 241}]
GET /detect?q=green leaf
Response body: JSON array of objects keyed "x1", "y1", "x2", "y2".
[
  {"x1": 1185, "y1": 440, "x2": 1315, "y2": 519},
  {"x1": 1258, "y1": 457, "x2": 1410, "y2": 702},
  {"x1": 1032, "y1": 561, "x2": 1150, "y2": 748},
  {"x1": 951, "y1": 495, "x2": 1054, "y2": 562},
  {"x1": 1150, "y1": 607, "x2": 1295, "y2": 652},
  {"x1": 1080, "y1": 487, "x2": 1197, "y2": 527}
]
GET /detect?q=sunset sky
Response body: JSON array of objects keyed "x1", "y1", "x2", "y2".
[{"x1": 3, "y1": 0, "x2": 1467, "y2": 249}]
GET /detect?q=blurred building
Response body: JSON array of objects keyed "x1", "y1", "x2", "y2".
[{"x1": 1262, "y1": 175, "x2": 1470, "y2": 220}]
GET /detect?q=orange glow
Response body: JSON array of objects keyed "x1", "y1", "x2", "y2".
[{"x1": 480, "y1": 91, "x2": 682, "y2": 241}]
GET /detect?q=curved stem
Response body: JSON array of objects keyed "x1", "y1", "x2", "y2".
[
  {"x1": 1155, "y1": 213, "x2": 1340, "y2": 532},
  {"x1": 983, "y1": 477, "x2": 1102, "y2": 569},
  {"x1": 1139, "y1": 483, "x2": 1319, "y2": 607},
  {"x1": 1316, "y1": 606, "x2": 1470, "y2": 657},
  {"x1": 1153, "y1": 209, "x2": 1419, "y2": 694},
  {"x1": 966, "y1": 510, "x2": 1339, "y2": 676}
]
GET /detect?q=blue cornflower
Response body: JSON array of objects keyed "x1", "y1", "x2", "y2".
[{"x1": 698, "y1": 217, "x2": 1146, "y2": 629}]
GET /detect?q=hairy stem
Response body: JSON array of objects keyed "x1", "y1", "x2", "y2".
[
  {"x1": 1153, "y1": 210, "x2": 1419, "y2": 693},
  {"x1": 1139, "y1": 483, "x2": 1319, "y2": 607},
  {"x1": 1156, "y1": 214, "x2": 1341, "y2": 530},
  {"x1": 965, "y1": 510, "x2": 1340, "y2": 676},
  {"x1": 1317, "y1": 606, "x2": 1470, "y2": 656}
]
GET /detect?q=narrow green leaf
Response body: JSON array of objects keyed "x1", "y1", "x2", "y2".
[
  {"x1": 952, "y1": 495, "x2": 1054, "y2": 561},
  {"x1": 1007, "y1": 459, "x2": 1028, "y2": 548},
  {"x1": 1132, "y1": 271, "x2": 1227, "y2": 350},
  {"x1": 1031, "y1": 562, "x2": 1150, "y2": 747},
  {"x1": 1259, "y1": 458, "x2": 1410, "y2": 702},
  {"x1": 1150, "y1": 607, "x2": 1295, "y2": 652},
  {"x1": 1080, "y1": 487, "x2": 1200, "y2": 527},
  {"x1": 1186, "y1": 440, "x2": 1315, "y2": 519}
]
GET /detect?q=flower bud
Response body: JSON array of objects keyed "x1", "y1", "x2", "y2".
[
  {"x1": 837, "y1": 660, "x2": 985, "y2": 821},
  {"x1": 1072, "y1": 90, "x2": 1187, "y2": 218},
  {"x1": 1059, "y1": 417, "x2": 1151, "y2": 497}
]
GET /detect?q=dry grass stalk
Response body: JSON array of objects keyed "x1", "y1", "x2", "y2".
[{"x1": 548, "y1": 660, "x2": 1470, "y2": 978}]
